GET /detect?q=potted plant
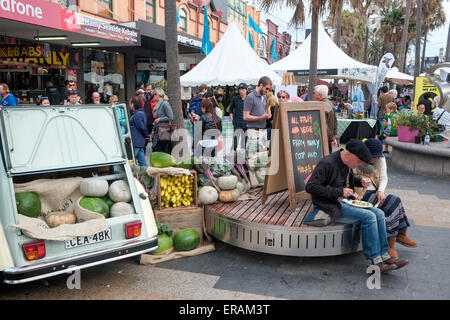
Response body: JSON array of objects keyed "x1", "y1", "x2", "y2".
[{"x1": 396, "y1": 113, "x2": 427, "y2": 143}]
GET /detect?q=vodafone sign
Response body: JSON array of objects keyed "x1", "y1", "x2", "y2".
[
  {"x1": 0, "y1": 0, "x2": 64, "y2": 29},
  {"x1": 0, "y1": 0, "x2": 140, "y2": 45}
]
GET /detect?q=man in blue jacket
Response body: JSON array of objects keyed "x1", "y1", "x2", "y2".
[
  {"x1": 130, "y1": 96, "x2": 150, "y2": 166},
  {"x1": 0, "y1": 83, "x2": 18, "y2": 107}
]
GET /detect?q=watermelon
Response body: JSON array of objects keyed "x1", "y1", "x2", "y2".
[
  {"x1": 79, "y1": 197, "x2": 110, "y2": 218},
  {"x1": 173, "y1": 229, "x2": 200, "y2": 251},
  {"x1": 15, "y1": 192, "x2": 41, "y2": 218},
  {"x1": 150, "y1": 152, "x2": 176, "y2": 168},
  {"x1": 103, "y1": 196, "x2": 115, "y2": 210},
  {"x1": 152, "y1": 233, "x2": 174, "y2": 254}
]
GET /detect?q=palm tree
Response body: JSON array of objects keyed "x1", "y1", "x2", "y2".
[
  {"x1": 324, "y1": 10, "x2": 366, "y2": 60},
  {"x1": 367, "y1": 37, "x2": 384, "y2": 65},
  {"x1": 328, "y1": 0, "x2": 345, "y2": 48},
  {"x1": 259, "y1": 0, "x2": 329, "y2": 101},
  {"x1": 349, "y1": 0, "x2": 390, "y2": 63},
  {"x1": 399, "y1": 0, "x2": 412, "y2": 73},
  {"x1": 420, "y1": 0, "x2": 446, "y2": 72},
  {"x1": 446, "y1": 22, "x2": 450, "y2": 62},
  {"x1": 414, "y1": 0, "x2": 422, "y2": 79},
  {"x1": 164, "y1": 0, "x2": 184, "y2": 137}
]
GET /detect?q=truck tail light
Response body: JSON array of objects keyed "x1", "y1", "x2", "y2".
[
  {"x1": 125, "y1": 221, "x2": 142, "y2": 239},
  {"x1": 22, "y1": 240, "x2": 46, "y2": 260}
]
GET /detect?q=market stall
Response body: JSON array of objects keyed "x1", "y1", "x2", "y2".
[
  {"x1": 180, "y1": 22, "x2": 282, "y2": 87},
  {"x1": 385, "y1": 67, "x2": 414, "y2": 85},
  {"x1": 337, "y1": 118, "x2": 379, "y2": 144},
  {"x1": 270, "y1": 25, "x2": 377, "y2": 83}
]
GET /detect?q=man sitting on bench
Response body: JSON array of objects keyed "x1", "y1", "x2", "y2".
[{"x1": 305, "y1": 139, "x2": 408, "y2": 273}]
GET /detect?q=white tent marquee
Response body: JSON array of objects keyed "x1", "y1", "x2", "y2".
[
  {"x1": 270, "y1": 25, "x2": 378, "y2": 83},
  {"x1": 180, "y1": 22, "x2": 282, "y2": 87},
  {"x1": 385, "y1": 67, "x2": 414, "y2": 84}
]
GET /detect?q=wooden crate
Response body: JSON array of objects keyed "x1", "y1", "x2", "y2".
[
  {"x1": 157, "y1": 170, "x2": 198, "y2": 211},
  {"x1": 154, "y1": 206, "x2": 204, "y2": 245}
]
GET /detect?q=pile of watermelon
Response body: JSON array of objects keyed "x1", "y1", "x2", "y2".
[
  {"x1": 153, "y1": 223, "x2": 200, "y2": 255},
  {"x1": 79, "y1": 178, "x2": 132, "y2": 218}
]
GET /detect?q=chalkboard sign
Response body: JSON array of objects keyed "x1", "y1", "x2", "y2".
[
  {"x1": 287, "y1": 109, "x2": 324, "y2": 193},
  {"x1": 262, "y1": 102, "x2": 329, "y2": 211}
]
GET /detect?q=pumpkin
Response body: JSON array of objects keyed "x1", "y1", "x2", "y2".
[
  {"x1": 45, "y1": 211, "x2": 77, "y2": 228},
  {"x1": 80, "y1": 177, "x2": 109, "y2": 197},
  {"x1": 108, "y1": 180, "x2": 131, "y2": 203},
  {"x1": 110, "y1": 202, "x2": 134, "y2": 217},
  {"x1": 217, "y1": 175, "x2": 238, "y2": 190},
  {"x1": 198, "y1": 186, "x2": 218, "y2": 204},
  {"x1": 236, "y1": 181, "x2": 246, "y2": 194},
  {"x1": 218, "y1": 189, "x2": 240, "y2": 202}
]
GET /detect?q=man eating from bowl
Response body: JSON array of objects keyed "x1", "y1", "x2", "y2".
[{"x1": 305, "y1": 139, "x2": 408, "y2": 273}]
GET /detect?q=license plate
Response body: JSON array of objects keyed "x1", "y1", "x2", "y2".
[{"x1": 65, "y1": 229, "x2": 112, "y2": 249}]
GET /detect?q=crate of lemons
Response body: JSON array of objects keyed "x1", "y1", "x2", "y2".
[{"x1": 158, "y1": 171, "x2": 197, "y2": 210}]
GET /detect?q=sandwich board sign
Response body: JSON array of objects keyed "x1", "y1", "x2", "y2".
[{"x1": 262, "y1": 102, "x2": 329, "y2": 211}]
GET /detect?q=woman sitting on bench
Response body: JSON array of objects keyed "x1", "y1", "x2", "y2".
[{"x1": 354, "y1": 139, "x2": 418, "y2": 260}]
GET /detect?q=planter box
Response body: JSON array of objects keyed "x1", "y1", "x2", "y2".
[
  {"x1": 154, "y1": 206, "x2": 204, "y2": 245},
  {"x1": 398, "y1": 126, "x2": 419, "y2": 143}
]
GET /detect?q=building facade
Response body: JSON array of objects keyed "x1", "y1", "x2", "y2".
[
  {"x1": 266, "y1": 19, "x2": 291, "y2": 63},
  {"x1": 0, "y1": 0, "x2": 228, "y2": 104}
]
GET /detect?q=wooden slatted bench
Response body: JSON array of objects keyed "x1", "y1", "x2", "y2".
[{"x1": 204, "y1": 189, "x2": 362, "y2": 257}]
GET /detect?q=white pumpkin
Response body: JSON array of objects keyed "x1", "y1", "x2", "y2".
[
  {"x1": 80, "y1": 177, "x2": 109, "y2": 197},
  {"x1": 198, "y1": 186, "x2": 219, "y2": 204},
  {"x1": 217, "y1": 175, "x2": 238, "y2": 190},
  {"x1": 236, "y1": 181, "x2": 246, "y2": 194},
  {"x1": 109, "y1": 180, "x2": 132, "y2": 203},
  {"x1": 110, "y1": 202, "x2": 134, "y2": 217}
]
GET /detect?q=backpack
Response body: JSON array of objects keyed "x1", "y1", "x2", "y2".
[{"x1": 189, "y1": 99, "x2": 202, "y2": 115}]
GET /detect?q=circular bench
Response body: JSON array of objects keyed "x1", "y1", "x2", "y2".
[
  {"x1": 386, "y1": 137, "x2": 450, "y2": 179},
  {"x1": 205, "y1": 190, "x2": 362, "y2": 257}
]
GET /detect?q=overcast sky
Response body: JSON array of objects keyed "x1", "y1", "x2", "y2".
[{"x1": 256, "y1": 0, "x2": 450, "y2": 58}]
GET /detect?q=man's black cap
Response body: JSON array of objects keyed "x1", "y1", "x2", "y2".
[
  {"x1": 68, "y1": 90, "x2": 79, "y2": 96},
  {"x1": 346, "y1": 139, "x2": 372, "y2": 163},
  {"x1": 238, "y1": 83, "x2": 248, "y2": 89}
]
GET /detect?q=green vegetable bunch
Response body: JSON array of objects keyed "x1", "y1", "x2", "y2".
[{"x1": 156, "y1": 221, "x2": 173, "y2": 237}]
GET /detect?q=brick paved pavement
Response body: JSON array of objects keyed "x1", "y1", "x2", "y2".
[{"x1": 1, "y1": 156, "x2": 449, "y2": 300}]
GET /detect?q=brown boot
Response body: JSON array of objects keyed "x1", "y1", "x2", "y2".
[
  {"x1": 388, "y1": 237, "x2": 399, "y2": 260},
  {"x1": 396, "y1": 229, "x2": 418, "y2": 248}
]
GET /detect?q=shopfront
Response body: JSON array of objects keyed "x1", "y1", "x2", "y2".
[
  {"x1": 0, "y1": 0, "x2": 139, "y2": 104},
  {"x1": 83, "y1": 48, "x2": 126, "y2": 104},
  {"x1": 0, "y1": 37, "x2": 79, "y2": 104}
]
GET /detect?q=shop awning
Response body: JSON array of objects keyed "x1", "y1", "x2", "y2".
[{"x1": 134, "y1": 19, "x2": 209, "y2": 55}]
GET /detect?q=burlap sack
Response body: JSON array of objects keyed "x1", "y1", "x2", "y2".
[
  {"x1": 139, "y1": 241, "x2": 215, "y2": 265},
  {"x1": 9, "y1": 177, "x2": 108, "y2": 241},
  {"x1": 146, "y1": 166, "x2": 191, "y2": 177},
  {"x1": 14, "y1": 177, "x2": 84, "y2": 215}
]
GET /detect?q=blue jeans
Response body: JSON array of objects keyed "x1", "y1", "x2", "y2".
[
  {"x1": 134, "y1": 147, "x2": 147, "y2": 166},
  {"x1": 377, "y1": 114, "x2": 385, "y2": 136},
  {"x1": 335, "y1": 202, "x2": 390, "y2": 264}
]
